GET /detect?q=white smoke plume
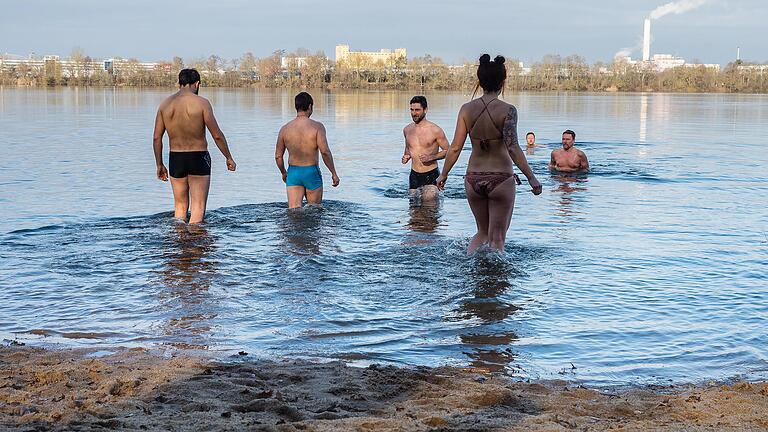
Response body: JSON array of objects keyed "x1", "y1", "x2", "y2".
[
  {"x1": 614, "y1": 47, "x2": 634, "y2": 58},
  {"x1": 649, "y1": 0, "x2": 707, "y2": 20}
]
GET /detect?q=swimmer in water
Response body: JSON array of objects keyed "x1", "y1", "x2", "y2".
[
  {"x1": 152, "y1": 68, "x2": 237, "y2": 224},
  {"x1": 525, "y1": 131, "x2": 543, "y2": 155},
  {"x1": 549, "y1": 130, "x2": 589, "y2": 173},
  {"x1": 275, "y1": 92, "x2": 340, "y2": 209},
  {"x1": 402, "y1": 96, "x2": 449, "y2": 202}
]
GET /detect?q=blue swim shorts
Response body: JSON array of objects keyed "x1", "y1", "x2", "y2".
[{"x1": 286, "y1": 165, "x2": 323, "y2": 190}]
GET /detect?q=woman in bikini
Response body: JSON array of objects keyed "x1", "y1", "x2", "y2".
[{"x1": 436, "y1": 54, "x2": 543, "y2": 254}]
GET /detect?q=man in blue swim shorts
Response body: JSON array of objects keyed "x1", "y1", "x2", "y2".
[{"x1": 275, "y1": 92, "x2": 340, "y2": 208}]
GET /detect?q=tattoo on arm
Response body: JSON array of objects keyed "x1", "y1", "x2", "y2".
[{"x1": 502, "y1": 106, "x2": 519, "y2": 152}]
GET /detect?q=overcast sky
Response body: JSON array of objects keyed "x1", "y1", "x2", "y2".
[{"x1": 1, "y1": 0, "x2": 765, "y2": 65}]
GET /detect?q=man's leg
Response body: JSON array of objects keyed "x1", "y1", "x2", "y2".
[
  {"x1": 420, "y1": 185, "x2": 439, "y2": 201},
  {"x1": 287, "y1": 186, "x2": 306, "y2": 209},
  {"x1": 305, "y1": 187, "x2": 324, "y2": 205},
  {"x1": 187, "y1": 175, "x2": 211, "y2": 224},
  {"x1": 170, "y1": 176, "x2": 190, "y2": 221}
]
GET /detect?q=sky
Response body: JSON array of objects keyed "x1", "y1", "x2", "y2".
[{"x1": 1, "y1": 0, "x2": 766, "y2": 65}]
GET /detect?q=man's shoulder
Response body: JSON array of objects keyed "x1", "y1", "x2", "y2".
[
  {"x1": 190, "y1": 94, "x2": 211, "y2": 106},
  {"x1": 403, "y1": 123, "x2": 414, "y2": 133},
  {"x1": 426, "y1": 121, "x2": 445, "y2": 134},
  {"x1": 310, "y1": 119, "x2": 326, "y2": 130}
]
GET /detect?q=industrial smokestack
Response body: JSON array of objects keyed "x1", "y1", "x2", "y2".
[{"x1": 642, "y1": 18, "x2": 651, "y2": 62}]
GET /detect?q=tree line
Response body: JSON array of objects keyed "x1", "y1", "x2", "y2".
[{"x1": 1, "y1": 48, "x2": 766, "y2": 93}]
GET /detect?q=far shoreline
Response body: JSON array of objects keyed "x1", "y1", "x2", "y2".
[{"x1": 2, "y1": 84, "x2": 767, "y2": 96}]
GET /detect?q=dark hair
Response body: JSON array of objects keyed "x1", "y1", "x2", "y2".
[
  {"x1": 178, "y1": 68, "x2": 200, "y2": 86},
  {"x1": 295, "y1": 92, "x2": 313, "y2": 112},
  {"x1": 526, "y1": 132, "x2": 535, "y2": 138},
  {"x1": 563, "y1": 129, "x2": 576, "y2": 139},
  {"x1": 473, "y1": 54, "x2": 507, "y2": 97},
  {"x1": 409, "y1": 95, "x2": 427, "y2": 109}
]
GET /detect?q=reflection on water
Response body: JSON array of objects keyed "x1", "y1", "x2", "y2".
[
  {"x1": 278, "y1": 206, "x2": 324, "y2": 256},
  {"x1": 551, "y1": 173, "x2": 589, "y2": 221},
  {"x1": 155, "y1": 223, "x2": 217, "y2": 350},
  {"x1": 406, "y1": 201, "x2": 441, "y2": 234},
  {"x1": 639, "y1": 94, "x2": 648, "y2": 143},
  {"x1": 453, "y1": 256, "x2": 522, "y2": 373}
]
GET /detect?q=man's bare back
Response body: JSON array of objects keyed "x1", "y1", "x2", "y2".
[
  {"x1": 153, "y1": 69, "x2": 235, "y2": 224},
  {"x1": 279, "y1": 117, "x2": 325, "y2": 166},
  {"x1": 157, "y1": 91, "x2": 210, "y2": 152},
  {"x1": 275, "y1": 92, "x2": 339, "y2": 209}
]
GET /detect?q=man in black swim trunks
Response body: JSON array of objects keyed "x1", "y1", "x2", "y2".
[
  {"x1": 153, "y1": 69, "x2": 236, "y2": 224},
  {"x1": 402, "y1": 96, "x2": 449, "y2": 201}
]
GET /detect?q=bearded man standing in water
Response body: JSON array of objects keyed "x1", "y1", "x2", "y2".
[
  {"x1": 153, "y1": 69, "x2": 237, "y2": 224},
  {"x1": 402, "y1": 96, "x2": 449, "y2": 201}
]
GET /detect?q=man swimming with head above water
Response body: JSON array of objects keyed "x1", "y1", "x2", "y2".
[
  {"x1": 402, "y1": 96, "x2": 449, "y2": 201},
  {"x1": 525, "y1": 131, "x2": 543, "y2": 155},
  {"x1": 549, "y1": 129, "x2": 589, "y2": 173},
  {"x1": 275, "y1": 92, "x2": 340, "y2": 209}
]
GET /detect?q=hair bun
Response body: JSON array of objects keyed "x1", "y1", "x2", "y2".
[
  {"x1": 494, "y1": 55, "x2": 505, "y2": 65},
  {"x1": 479, "y1": 54, "x2": 491, "y2": 64}
]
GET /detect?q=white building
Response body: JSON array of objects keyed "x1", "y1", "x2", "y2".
[
  {"x1": 649, "y1": 54, "x2": 686, "y2": 72},
  {"x1": 281, "y1": 56, "x2": 307, "y2": 69},
  {"x1": 335, "y1": 44, "x2": 406, "y2": 64},
  {"x1": 684, "y1": 63, "x2": 721, "y2": 72}
]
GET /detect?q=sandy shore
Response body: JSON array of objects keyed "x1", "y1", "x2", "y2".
[{"x1": 1, "y1": 346, "x2": 767, "y2": 431}]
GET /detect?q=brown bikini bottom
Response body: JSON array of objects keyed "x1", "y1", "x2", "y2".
[{"x1": 465, "y1": 172, "x2": 521, "y2": 197}]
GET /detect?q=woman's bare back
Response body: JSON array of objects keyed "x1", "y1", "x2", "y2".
[{"x1": 461, "y1": 97, "x2": 517, "y2": 173}]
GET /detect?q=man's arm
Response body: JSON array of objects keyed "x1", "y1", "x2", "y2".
[
  {"x1": 317, "y1": 124, "x2": 340, "y2": 187},
  {"x1": 435, "y1": 107, "x2": 469, "y2": 189},
  {"x1": 579, "y1": 151, "x2": 590, "y2": 171},
  {"x1": 420, "y1": 127, "x2": 449, "y2": 163},
  {"x1": 503, "y1": 106, "x2": 542, "y2": 195},
  {"x1": 275, "y1": 128, "x2": 287, "y2": 182},
  {"x1": 401, "y1": 129, "x2": 411, "y2": 164},
  {"x1": 203, "y1": 100, "x2": 236, "y2": 171},
  {"x1": 152, "y1": 108, "x2": 168, "y2": 181},
  {"x1": 548, "y1": 151, "x2": 557, "y2": 170}
]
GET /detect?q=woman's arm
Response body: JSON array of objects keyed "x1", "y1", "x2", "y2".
[{"x1": 436, "y1": 106, "x2": 468, "y2": 189}]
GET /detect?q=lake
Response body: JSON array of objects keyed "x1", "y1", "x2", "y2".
[{"x1": 0, "y1": 87, "x2": 766, "y2": 386}]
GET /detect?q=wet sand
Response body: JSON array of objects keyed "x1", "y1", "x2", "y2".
[{"x1": 1, "y1": 346, "x2": 767, "y2": 431}]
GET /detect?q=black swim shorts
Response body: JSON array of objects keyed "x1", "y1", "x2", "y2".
[
  {"x1": 409, "y1": 168, "x2": 440, "y2": 190},
  {"x1": 169, "y1": 151, "x2": 211, "y2": 178}
]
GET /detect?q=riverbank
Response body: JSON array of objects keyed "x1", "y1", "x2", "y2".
[{"x1": 1, "y1": 346, "x2": 766, "y2": 431}]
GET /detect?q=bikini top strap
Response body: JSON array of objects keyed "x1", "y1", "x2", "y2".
[{"x1": 468, "y1": 97, "x2": 503, "y2": 140}]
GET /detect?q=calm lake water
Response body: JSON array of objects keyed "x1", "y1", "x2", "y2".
[{"x1": 0, "y1": 88, "x2": 766, "y2": 386}]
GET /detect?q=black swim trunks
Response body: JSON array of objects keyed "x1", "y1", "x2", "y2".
[
  {"x1": 409, "y1": 168, "x2": 440, "y2": 190},
  {"x1": 169, "y1": 151, "x2": 211, "y2": 178}
]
